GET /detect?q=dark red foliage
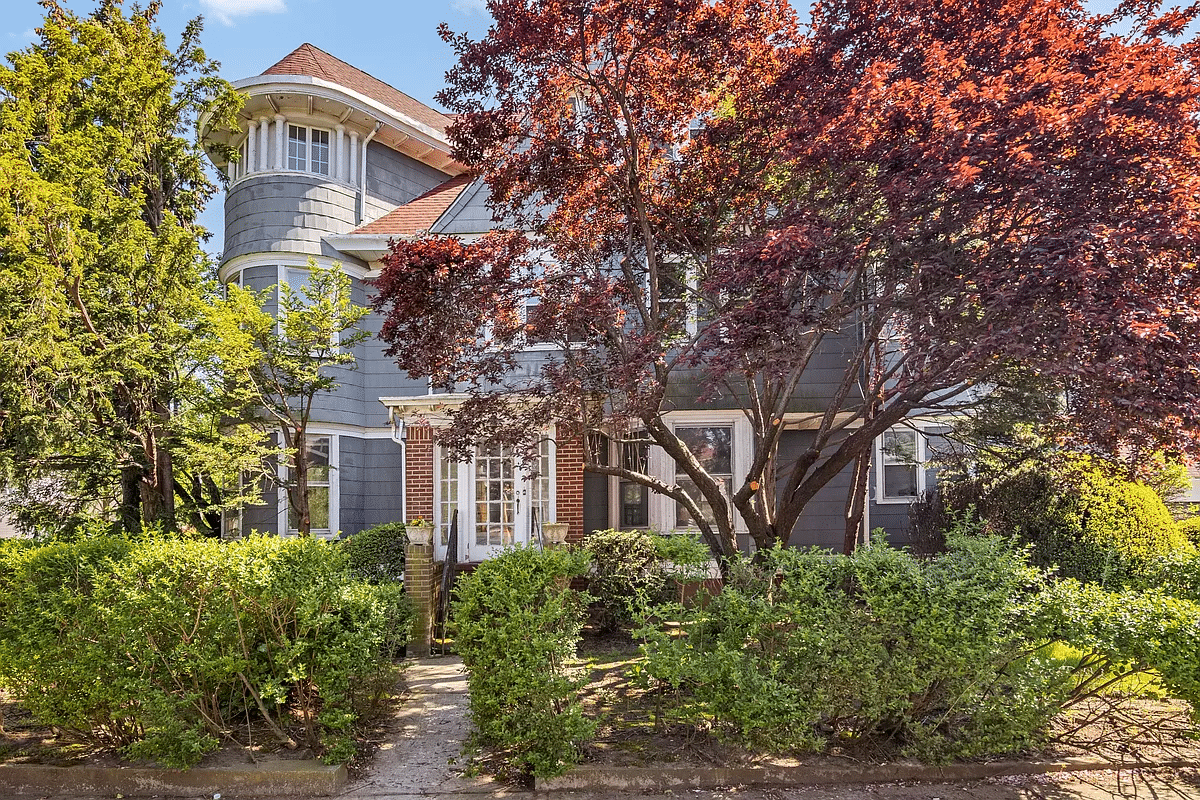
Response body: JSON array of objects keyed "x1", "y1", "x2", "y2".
[{"x1": 373, "y1": 0, "x2": 1200, "y2": 555}]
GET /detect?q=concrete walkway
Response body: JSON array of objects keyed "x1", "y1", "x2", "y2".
[{"x1": 339, "y1": 656, "x2": 520, "y2": 799}]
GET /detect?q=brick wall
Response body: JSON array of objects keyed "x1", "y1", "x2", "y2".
[
  {"x1": 555, "y1": 436, "x2": 585, "y2": 544},
  {"x1": 405, "y1": 541, "x2": 435, "y2": 657},
  {"x1": 405, "y1": 424, "x2": 435, "y2": 523}
]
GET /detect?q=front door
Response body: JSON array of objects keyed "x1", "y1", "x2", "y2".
[
  {"x1": 468, "y1": 443, "x2": 530, "y2": 560},
  {"x1": 435, "y1": 440, "x2": 555, "y2": 563}
]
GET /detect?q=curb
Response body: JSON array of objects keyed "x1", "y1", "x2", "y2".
[
  {"x1": 0, "y1": 760, "x2": 347, "y2": 797},
  {"x1": 534, "y1": 756, "x2": 1200, "y2": 791}
]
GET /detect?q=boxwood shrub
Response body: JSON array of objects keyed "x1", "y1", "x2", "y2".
[
  {"x1": 451, "y1": 545, "x2": 593, "y2": 778},
  {"x1": 641, "y1": 533, "x2": 1070, "y2": 760},
  {"x1": 582, "y1": 529, "x2": 709, "y2": 631},
  {"x1": 341, "y1": 521, "x2": 407, "y2": 583},
  {"x1": 0, "y1": 534, "x2": 411, "y2": 767},
  {"x1": 939, "y1": 454, "x2": 1190, "y2": 587}
]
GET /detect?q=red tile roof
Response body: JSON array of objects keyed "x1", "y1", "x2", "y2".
[
  {"x1": 351, "y1": 175, "x2": 473, "y2": 236},
  {"x1": 262, "y1": 44, "x2": 452, "y2": 135}
]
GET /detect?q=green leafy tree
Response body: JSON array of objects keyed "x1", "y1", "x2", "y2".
[
  {"x1": 0, "y1": 0, "x2": 245, "y2": 534},
  {"x1": 218, "y1": 264, "x2": 369, "y2": 536}
]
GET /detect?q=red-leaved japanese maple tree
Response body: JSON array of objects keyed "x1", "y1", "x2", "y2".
[{"x1": 372, "y1": 0, "x2": 1200, "y2": 559}]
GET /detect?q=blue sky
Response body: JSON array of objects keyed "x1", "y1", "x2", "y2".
[
  {"x1": 4, "y1": 0, "x2": 1124, "y2": 257},
  {"x1": 3, "y1": 0, "x2": 496, "y2": 257}
]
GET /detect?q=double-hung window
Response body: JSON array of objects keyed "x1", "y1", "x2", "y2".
[
  {"x1": 287, "y1": 125, "x2": 330, "y2": 175},
  {"x1": 608, "y1": 415, "x2": 748, "y2": 534},
  {"x1": 674, "y1": 425, "x2": 733, "y2": 527},
  {"x1": 280, "y1": 266, "x2": 340, "y2": 349},
  {"x1": 877, "y1": 425, "x2": 951, "y2": 502},
  {"x1": 659, "y1": 260, "x2": 697, "y2": 337},
  {"x1": 231, "y1": 137, "x2": 248, "y2": 181},
  {"x1": 284, "y1": 435, "x2": 336, "y2": 536},
  {"x1": 617, "y1": 432, "x2": 651, "y2": 529}
]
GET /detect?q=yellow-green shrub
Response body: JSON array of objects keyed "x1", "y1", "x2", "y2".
[
  {"x1": 941, "y1": 454, "x2": 1189, "y2": 587},
  {"x1": 1178, "y1": 516, "x2": 1200, "y2": 547}
]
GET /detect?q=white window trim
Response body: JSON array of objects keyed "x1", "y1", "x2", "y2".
[
  {"x1": 874, "y1": 422, "x2": 946, "y2": 505},
  {"x1": 287, "y1": 123, "x2": 332, "y2": 176},
  {"x1": 277, "y1": 432, "x2": 340, "y2": 539},
  {"x1": 607, "y1": 412, "x2": 750, "y2": 534},
  {"x1": 434, "y1": 430, "x2": 558, "y2": 560},
  {"x1": 518, "y1": 294, "x2": 560, "y2": 352},
  {"x1": 656, "y1": 259, "x2": 699, "y2": 338}
]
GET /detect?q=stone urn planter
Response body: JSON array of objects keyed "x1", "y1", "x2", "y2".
[
  {"x1": 542, "y1": 522, "x2": 570, "y2": 546},
  {"x1": 406, "y1": 521, "x2": 434, "y2": 546}
]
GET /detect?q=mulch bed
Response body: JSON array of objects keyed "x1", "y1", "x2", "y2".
[
  {"x1": 573, "y1": 630, "x2": 1200, "y2": 772},
  {"x1": 0, "y1": 677, "x2": 405, "y2": 780}
]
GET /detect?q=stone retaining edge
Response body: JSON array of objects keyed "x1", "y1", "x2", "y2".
[
  {"x1": 0, "y1": 760, "x2": 347, "y2": 797},
  {"x1": 534, "y1": 756, "x2": 1200, "y2": 792}
]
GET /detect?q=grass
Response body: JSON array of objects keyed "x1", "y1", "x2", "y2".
[{"x1": 1041, "y1": 641, "x2": 1168, "y2": 701}]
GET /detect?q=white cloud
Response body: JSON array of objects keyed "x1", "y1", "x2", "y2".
[
  {"x1": 8, "y1": 29, "x2": 37, "y2": 40},
  {"x1": 199, "y1": 0, "x2": 287, "y2": 26},
  {"x1": 451, "y1": 0, "x2": 487, "y2": 15}
]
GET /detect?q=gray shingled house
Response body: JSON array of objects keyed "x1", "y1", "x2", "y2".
[{"x1": 200, "y1": 44, "x2": 950, "y2": 561}]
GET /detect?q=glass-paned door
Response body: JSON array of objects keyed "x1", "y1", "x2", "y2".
[
  {"x1": 473, "y1": 444, "x2": 522, "y2": 559},
  {"x1": 435, "y1": 440, "x2": 555, "y2": 562}
]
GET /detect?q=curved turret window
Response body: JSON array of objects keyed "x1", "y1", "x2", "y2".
[{"x1": 287, "y1": 124, "x2": 331, "y2": 175}]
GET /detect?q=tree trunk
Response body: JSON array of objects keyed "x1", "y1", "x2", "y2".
[
  {"x1": 290, "y1": 430, "x2": 309, "y2": 535},
  {"x1": 120, "y1": 465, "x2": 142, "y2": 535},
  {"x1": 139, "y1": 420, "x2": 177, "y2": 531},
  {"x1": 843, "y1": 450, "x2": 871, "y2": 555}
]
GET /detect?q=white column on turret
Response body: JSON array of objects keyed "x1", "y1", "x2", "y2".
[
  {"x1": 274, "y1": 114, "x2": 286, "y2": 170},
  {"x1": 258, "y1": 116, "x2": 270, "y2": 171},
  {"x1": 245, "y1": 121, "x2": 257, "y2": 175},
  {"x1": 334, "y1": 124, "x2": 346, "y2": 182},
  {"x1": 349, "y1": 131, "x2": 359, "y2": 185}
]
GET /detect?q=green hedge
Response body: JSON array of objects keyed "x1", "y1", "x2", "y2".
[
  {"x1": 641, "y1": 533, "x2": 1069, "y2": 760},
  {"x1": 1034, "y1": 579, "x2": 1200, "y2": 714},
  {"x1": 451, "y1": 545, "x2": 593, "y2": 778},
  {"x1": 341, "y1": 521, "x2": 407, "y2": 583},
  {"x1": 0, "y1": 534, "x2": 411, "y2": 767},
  {"x1": 582, "y1": 529, "x2": 709, "y2": 631},
  {"x1": 940, "y1": 455, "x2": 1190, "y2": 586}
]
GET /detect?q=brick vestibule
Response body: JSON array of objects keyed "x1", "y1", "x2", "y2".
[
  {"x1": 403, "y1": 426, "x2": 588, "y2": 553},
  {"x1": 554, "y1": 436, "x2": 585, "y2": 544},
  {"x1": 403, "y1": 424, "x2": 436, "y2": 524}
]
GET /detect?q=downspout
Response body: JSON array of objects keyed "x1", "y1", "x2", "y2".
[
  {"x1": 861, "y1": 478, "x2": 871, "y2": 546},
  {"x1": 357, "y1": 120, "x2": 383, "y2": 226},
  {"x1": 388, "y1": 407, "x2": 408, "y2": 524}
]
